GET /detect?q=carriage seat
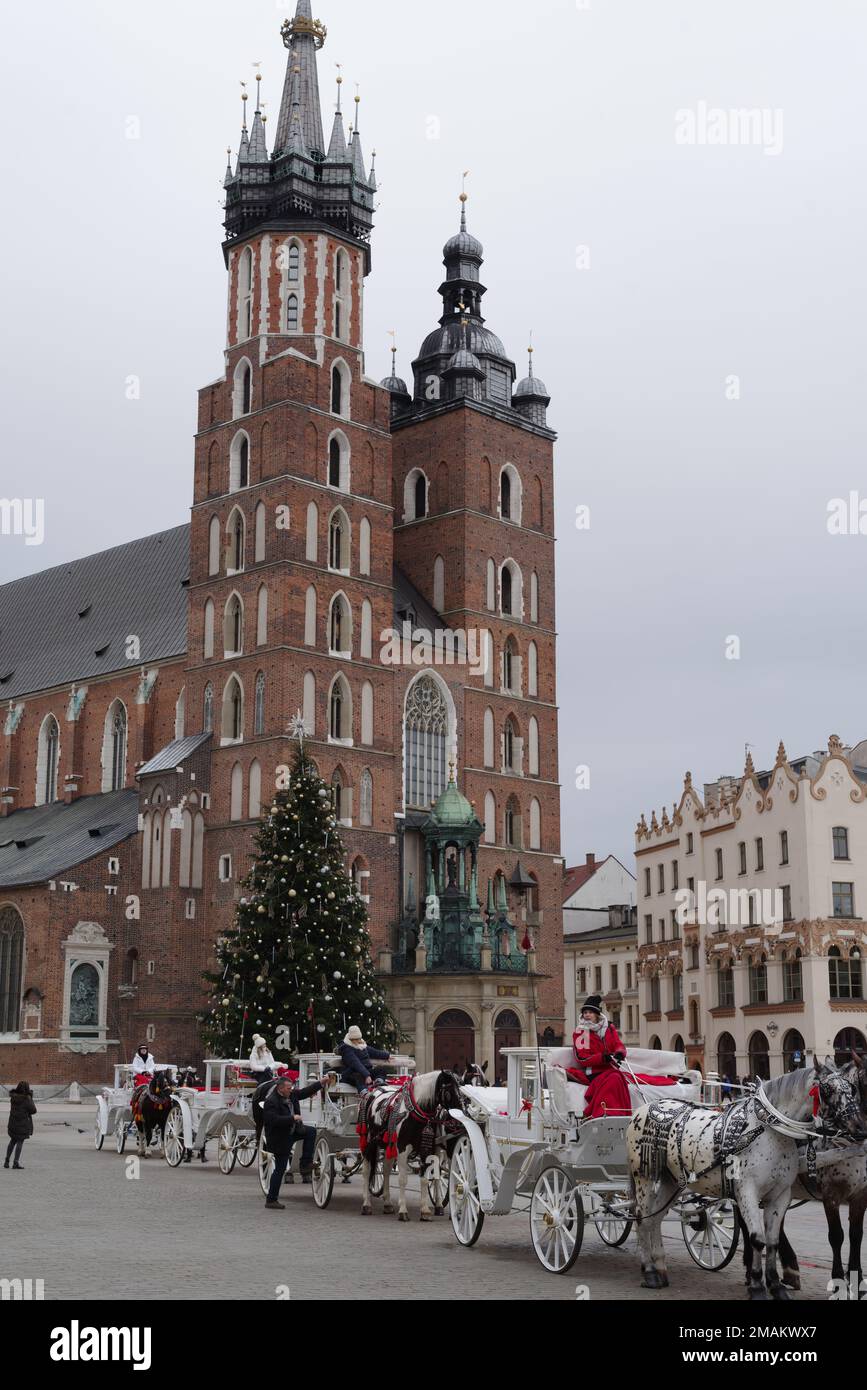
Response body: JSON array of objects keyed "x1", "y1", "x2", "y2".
[{"x1": 544, "y1": 1046, "x2": 700, "y2": 1123}]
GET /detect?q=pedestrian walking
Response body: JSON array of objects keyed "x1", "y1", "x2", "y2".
[{"x1": 5, "y1": 1081, "x2": 36, "y2": 1169}]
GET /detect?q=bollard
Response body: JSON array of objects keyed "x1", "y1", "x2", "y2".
[{"x1": 68, "y1": 1081, "x2": 82, "y2": 1105}]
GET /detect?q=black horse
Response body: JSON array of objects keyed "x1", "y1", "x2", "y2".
[{"x1": 132, "y1": 1070, "x2": 174, "y2": 1157}]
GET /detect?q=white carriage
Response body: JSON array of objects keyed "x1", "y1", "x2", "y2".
[
  {"x1": 447, "y1": 1046, "x2": 741, "y2": 1275},
  {"x1": 93, "y1": 1063, "x2": 177, "y2": 1154},
  {"x1": 256, "y1": 1052, "x2": 424, "y2": 1205},
  {"x1": 162, "y1": 1059, "x2": 259, "y2": 1172}
]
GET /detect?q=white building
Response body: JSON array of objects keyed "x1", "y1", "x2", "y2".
[
  {"x1": 634, "y1": 735, "x2": 867, "y2": 1080},
  {"x1": 563, "y1": 855, "x2": 638, "y2": 1043}
]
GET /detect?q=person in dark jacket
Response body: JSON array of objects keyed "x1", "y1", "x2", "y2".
[
  {"x1": 336, "y1": 1026, "x2": 391, "y2": 1093},
  {"x1": 262, "y1": 1072, "x2": 335, "y2": 1209},
  {"x1": 5, "y1": 1081, "x2": 36, "y2": 1169}
]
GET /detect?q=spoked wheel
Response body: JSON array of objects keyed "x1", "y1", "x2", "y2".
[
  {"x1": 94, "y1": 1114, "x2": 105, "y2": 1151},
  {"x1": 236, "y1": 1134, "x2": 257, "y2": 1168},
  {"x1": 163, "y1": 1105, "x2": 186, "y2": 1168},
  {"x1": 368, "y1": 1151, "x2": 386, "y2": 1198},
  {"x1": 530, "y1": 1166, "x2": 585, "y2": 1274},
  {"x1": 218, "y1": 1121, "x2": 237, "y2": 1175},
  {"x1": 594, "y1": 1190, "x2": 633, "y2": 1247},
  {"x1": 449, "y1": 1135, "x2": 484, "y2": 1247},
  {"x1": 114, "y1": 1116, "x2": 128, "y2": 1154},
  {"x1": 680, "y1": 1196, "x2": 740, "y2": 1270},
  {"x1": 311, "y1": 1136, "x2": 335, "y2": 1209},
  {"x1": 258, "y1": 1132, "x2": 274, "y2": 1197},
  {"x1": 427, "y1": 1152, "x2": 450, "y2": 1212}
]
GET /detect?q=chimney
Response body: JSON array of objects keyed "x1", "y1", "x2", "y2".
[{"x1": 586, "y1": 852, "x2": 595, "y2": 868}]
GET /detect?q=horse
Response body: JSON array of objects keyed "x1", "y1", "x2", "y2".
[
  {"x1": 131, "y1": 1070, "x2": 174, "y2": 1157},
  {"x1": 752, "y1": 1055, "x2": 867, "y2": 1298},
  {"x1": 626, "y1": 1056, "x2": 866, "y2": 1299},
  {"x1": 358, "y1": 1071, "x2": 465, "y2": 1222},
  {"x1": 461, "y1": 1061, "x2": 489, "y2": 1087}
]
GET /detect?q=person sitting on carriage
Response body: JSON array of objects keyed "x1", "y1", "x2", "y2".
[
  {"x1": 336, "y1": 1026, "x2": 391, "y2": 1094},
  {"x1": 131, "y1": 1043, "x2": 156, "y2": 1087},
  {"x1": 249, "y1": 1034, "x2": 277, "y2": 1083},
  {"x1": 565, "y1": 996, "x2": 632, "y2": 1119},
  {"x1": 262, "y1": 1070, "x2": 336, "y2": 1209}
]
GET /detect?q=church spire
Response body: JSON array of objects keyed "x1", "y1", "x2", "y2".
[
  {"x1": 274, "y1": 0, "x2": 327, "y2": 158},
  {"x1": 326, "y1": 67, "x2": 348, "y2": 161}
]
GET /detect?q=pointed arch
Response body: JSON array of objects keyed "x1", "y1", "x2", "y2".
[
  {"x1": 248, "y1": 759, "x2": 262, "y2": 819},
  {"x1": 486, "y1": 558, "x2": 496, "y2": 611},
  {"x1": 230, "y1": 762, "x2": 244, "y2": 821},
  {"x1": 530, "y1": 571, "x2": 539, "y2": 623},
  {"x1": 359, "y1": 768, "x2": 373, "y2": 826},
  {"x1": 101, "y1": 699, "x2": 128, "y2": 792},
  {"x1": 229, "y1": 430, "x2": 250, "y2": 492},
  {"x1": 203, "y1": 682, "x2": 214, "y2": 733},
  {"x1": 331, "y1": 357, "x2": 351, "y2": 419},
  {"x1": 256, "y1": 584, "x2": 268, "y2": 646},
  {"x1": 302, "y1": 671, "x2": 316, "y2": 734},
  {"x1": 233, "y1": 357, "x2": 253, "y2": 418},
  {"x1": 306, "y1": 501, "x2": 318, "y2": 562},
  {"x1": 255, "y1": 500, "x2": 267, "y2": 562},
  {"x1": 499, "y1": 464, "x2": 522, "y2": 524},
  {"x1": 359, "y1": 517, "x2": 371, "y2": 576},
  {"x1": 361, "y1": 681, "x2": 374, "y2": 746},
  {"x1": 238, "y1": 245, "x2": 254, "y2": 340},
  {"x1": 328, "y1": 506, "x2": 351, "y2": 573},
  {"x1": 174, "y1": 686, "x2": 186, "y2": 741},
  {"x1": 226, "y1": 506, "x2": 246, "y2": 573},
  {"x1": 483, "y1": 708, "x2": 495, "y2": 769},
  {"x1": 304, "y1": 585, "x2": 317, "y2": 646},
  {"x1": 281, "y1": 235, "x2": 304, "y2": 332},
  {"x1": 505, "y1": 794, "x2": 522, "y2": 848},
  {"x1": 404, "y1": 468, "x2": 428, "y2": 522},
  {"x1": 528, "y1": 715, "x2": 540, "y2": 776},
  {"x1": 484, "y1": 790, "x2": 496, "y2": 844},
  {"x1": 254, "y1": 670, "x2": 266, "y2": 735},
  {"x1": 499, "y1": 559, "x2": 523, "y2": 619},
  {"x1": 208, "y1": 515, "x2": 221, "y2": 576},
  {"x1": 529, "y1": 797, "x2": 541, "y2": 850},
  {"x1": 221, "y1": 675, "x2": 244, "y2": 743},
  {"x1": 223, "y1": 591, "x2": 244, "y2": 657},
  {"x1": 327, "y1": 428, "x2": 351, "y2": 492},
  {"x1": 528, "y1": 640, "x2": 538, "y2": 697},
  {"x1": 328, "y1": 591, "x2": 352, "y2": 656},
  {"x1": 360, "y1": 598, "x2": 372, "y2": 659},
  {"x1": 36, "y1": 714, "x2": 60, "y2": 805},
  {"x1": 328, "y1": 672, "x2": 353, "y2": 743},
  {"x1": 402, "y1": 671, "x2": 456, "y2": 811}
]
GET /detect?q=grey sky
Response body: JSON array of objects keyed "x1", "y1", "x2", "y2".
[{"x1": 1, "y1": 0, "x2": 865, "y2": 873}]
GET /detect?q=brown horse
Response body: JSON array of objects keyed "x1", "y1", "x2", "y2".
[{"x1": 132, "y1": 1071, "x2": 174, "y2": 1157}]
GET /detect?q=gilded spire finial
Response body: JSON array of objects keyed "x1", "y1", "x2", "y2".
[
  {"x1": 527, "y1": 329, "x2": 534, "y2": 378},
  {"x1": 459, "y1": 169, "x2": 470, "y2": 229},
  {"x1": 240, "y1": 81, "x2": 248, "y2": 131},
  {"x1": 388, "y1": 328, "x2": 397, "y2": 375},
  {"x1": 253, "y1": 65, "x2": 263, "y2": 113},
  {"x1": 335, "y1": 62, "x2": 343, "y2": 111}
]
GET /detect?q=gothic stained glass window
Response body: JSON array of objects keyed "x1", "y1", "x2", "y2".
[
  {"x1": 0, "y1": 907, "x2": 24, "y2": 1033},
  {"x1": 110, "y1": 705, "x2": 127, "y2": 791},
  {"x1": 404, "y1": 676, "x2": 448, "y2": 810},
  {"x1": 68, "y1": 962, "x2": 100, "y2": 1034},
  {"x1": 287, "y1": 244, "x2": 300, "y2": 282}
]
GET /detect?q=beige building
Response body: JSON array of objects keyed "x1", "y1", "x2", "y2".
[
  {"x1": 634, "y1": 735, "x2": 867, "y2": 1080},
  {"x1": 562, "y1": 854, "x2": 639, "y2": 1045}
]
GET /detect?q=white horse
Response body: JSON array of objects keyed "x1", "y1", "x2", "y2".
[
  {"x1": 627, "y1": 1057, "x2": 866, "y2": 1299},
  {"x1": 358, "y1": 1070, "x2": 464, "y2": 1222}
]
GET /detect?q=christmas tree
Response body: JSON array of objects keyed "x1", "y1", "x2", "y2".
[{"x1": 200, "y1": 732, "x2": 399, "y2": 1059}]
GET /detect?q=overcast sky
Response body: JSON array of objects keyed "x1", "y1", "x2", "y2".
[{"x1": 1, "y1": 0, "x2": 865, "y2": 872}]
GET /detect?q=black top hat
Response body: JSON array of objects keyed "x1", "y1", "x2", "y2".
[{"x1": 581, "y1": 995, "x2": 603, "y2": 1016}]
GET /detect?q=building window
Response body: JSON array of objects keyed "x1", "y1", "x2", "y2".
[
  {"x1": 749, "y1": 955, "x2": 768, "y2": 1005},
  {"x1": 832, "y1": 882, "x2": 855, "y2": 918},
  {"x1": 239, "y1": 247, "x2": 253, "y2": 339},
  {"x1": 594, "y1": 965, "x2": 602, "y2": 992},
  {"x1": 644, "y1": 868, "x2": 651, "y2": 897},
  {"x1": 610, "y1": 963, "x2": 618, "y2": 990},
  {"x1": 755, "y1": 837, "x2": 764, "y2": 871},
  {"x1": 780, "y1": 830, "x2": 788, "y2": 865},
  {"x1": 783, "y1": 950, "x2": 803, "y2": 1002},
  {"x1": 657, "y1": 864, "x2": 664, "y2": 894},
  {"x1": 781, "y1": 884, "x2": 792, "y2": 921},
  {"x1": 649, "y1": 977, "x2": 660, "y2": 1012},
  {"x1": 359, "y1": 769, "x2": 373, "y2": 827},
  {"x1": 328, "y1": 511, "x2": 348, "y2": 570},
  {"x1": 658, "y1": 918, "x2": 665, "y2": 942},
  {"x1": 0, "y1": 906, "x2": 25, "y2": 1033},
  {"x1": 672, "y1": 974, "x2": 683, "y2": 1011},
  {"x1": 717, "y1": 963, "x2": 734, "y2": 1009},
  {"x1": 286, "y1": 293, "x2": 299, "y2": 331},
  {"x1": 222, "y1": 677, "x2": 243, "y2": 742},
  {"x1": 331, "y1": 363, "x2": 348, "y2": 417},
  {"x1": 577, "y1": 967, "x2": 587, "y2": 994},
  {"x1": 672, "y1": 861, "x2": 678, "y2": 890},
  {"x1": 203, "y1": 683, "x2": 214, "y2": 733},
  {"x1": 829, "y1": 947, "x2": 863, "y2": 1000},
  {"x1": 287, "y1": 243, "x2": 300, "y2": 283},
  {"x1": 254, "y1": 671, "x2": 265, "y2": 735},
  {"x1": 686, "y1": 833, "x2": 693, "y2": 854},
  {"x1": 669, "y1": 909, "x2": 679, "y2": 940},
  {"x1": 715, "y1": 848, "x2": 723, "y2": 881},
  {"x1": 38, "y1": 715, "x2": 60, "y2": 805},
  {"x1": 403, "y1": 675, "x2": 448, "y2": 810},
  {"x1": 688, "y1": 943, "x2": 699, "y2": 970},
  {"x1": 329, "y1": 678, "x2": 350, "y2": 742},
  {"x1": 833, "y1": 826, "x2": 850, "y2": 861},
  {"x1": 644, "y1": 914, "x2": 652, "y2": 944},
  {"x1": 505, "y1": 797, "x2": 521, "y2": 848},
  {"x1": 101, "y1": 701, "x2": 127, "y2": 793},
  {"x1": 500, "y1": 470, "x2": 511, "y2": 520},
  {"x1": 738, "y1": 841, "x2": 747, "y2": 875}
]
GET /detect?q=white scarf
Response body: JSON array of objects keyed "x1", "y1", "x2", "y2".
[{"x1": 581, "y1": 1012, "x2": 609, "y2": 1037}]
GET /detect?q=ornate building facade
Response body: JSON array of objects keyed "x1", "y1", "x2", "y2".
[
  {"x1": 0, "y1": 3, "x2": 564, "y2": 1083},
  {"x1": 634, "y1": 735, "x2": 867, "y2": 1080}
]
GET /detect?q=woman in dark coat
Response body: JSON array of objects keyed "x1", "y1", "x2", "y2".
[{"x1": 5, "y1": 1081, "x2": 36, "y2": 1169}]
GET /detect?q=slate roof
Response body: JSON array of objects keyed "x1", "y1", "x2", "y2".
[
  {"x1": 0, "y1": 526, "x2": 189, "y2": 700},
  {"x1": 137, "y1": 733, "x2": 212, "y2": 778},
  {"x1": 0, "y1": 789, "x2": 139, "y2": 888},
  {"x1": 392, "y1": 565, "x2": 442, "y2": 631}
]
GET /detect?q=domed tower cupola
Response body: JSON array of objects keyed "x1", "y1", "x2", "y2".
[
  {"x1": 442, "y1": 311, "x2": 485, "y2": 402},
  {"x1": 411, "y1": 184, "x2": 516, "y2": 411},
  {"x1": 513, "y1": 344, "x2": 551, "y2": 427},
  {"x1": 380, "y1": 340, "x2": 412, "y2": 420}
]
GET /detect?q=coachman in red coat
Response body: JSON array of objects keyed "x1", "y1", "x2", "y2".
[{"x1": 566, "y1": 995, "x2": 632, "y2": 1118}]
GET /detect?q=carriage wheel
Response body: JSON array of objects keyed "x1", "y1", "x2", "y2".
[
  {"x1": 368, "y1": 1151, "x2": 385, "y2": 1197},
  {"x1": 311, "y1": 1136, "x2": 335, "y2": 1209},
  {"x1": 114, "y1": 1116, "x2": 128, "y2": 1154},
  {"x1": 94, "y1": 1114, "x2": 105, "y2": 1151},
  {"x1": 530, "y1": 1166, "x2": 585, "y2": 1274},
  {"x1": 258, "y1": 1132, "x2": 274, "y2": 1197},
  {"x1": 680, "y1": 1196, "x2": 739, "y2": 1270},
  {"x1": 163, "y1": 1105, "x2": 186, "y2": 1168},
  {"x1": 449, "y1": 1135, "x2": 484, "y2": 1247},
  {"x1": 218, "y1": 1121, "x2": 238, "y2": 1175},
  {"x1": 236, "y1": 1134, "x2": 256, "y2": 1168},
  {"x1": 594, "y1": 1190, "x2": 633, "y2": 1247},
  {"x1": 427, "y1": 1152, "x2": 450, "y2": 1211}
]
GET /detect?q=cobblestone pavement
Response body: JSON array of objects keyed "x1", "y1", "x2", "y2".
[{"x1": 0, "y1": 1103, "x2": 843, "y2": 1302}]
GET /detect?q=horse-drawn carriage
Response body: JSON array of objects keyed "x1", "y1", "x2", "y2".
[
  {"x1": 94, "y1": 1063, "x2": 178, "y2": 1154},
  {"x1": 447, "y1": 1045, "x2": 740, "y2": 1274},
  {"x1": 162, "y1": 1059, "x2": 259, "y2": 1171},
  {"x1": 255, "y1": 1052, "x2": 430, "y2": 1205}
]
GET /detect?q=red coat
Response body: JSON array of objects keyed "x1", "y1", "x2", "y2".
[{"x1": 571, "y1": 1023, "x2": 626, "y2": 1074}]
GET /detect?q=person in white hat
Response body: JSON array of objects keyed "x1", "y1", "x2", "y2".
[
  {"x1": 336, "y1": 1026, "x2": 391, "y2": 1093},
  {"x1": 249, "y1": 1034, "x2": 277, "y2": 1082}
]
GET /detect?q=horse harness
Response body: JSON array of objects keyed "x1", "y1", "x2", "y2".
[{"x1": 357, "y1": 1078, "x2": 454, "y2": 1163}]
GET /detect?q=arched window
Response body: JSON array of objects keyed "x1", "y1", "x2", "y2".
[
  {"x1": 360, "y1": 598, "x2": 372, "y2": 659},
  {"x1": 331, "y1": 361, "x2": 350, "y2": 417},
  {"x1": 254, "y1": 501, "x2": 266, "y2": 562},
  {"x1": 500, "y1": 470, "x2": 511, "y2": 519},
  {"x1": 361, "y1": 681, "x2": 374, "y2": 746},
  {"x1": 334, "y1": 249, "x2": 350, "y2": 339},
  {"x1": 306, "y1": 501, "x2": 318, "y2": 562},
  {"x1": 503, "y1": 716, "x2": 518, "y2": 772},
  {"x1": 227, "y1": 509, "x2": 245, "y2": 573},
  {"x1": 501, "y1": 567, "x2": 512, "y2": 615},
  {"x1": 329, "y1": 593, "x2": 352, "y2": 656},
  {"x1": 208, "y1": 516, "x2": 221, "y2": 576},
  {"x1": 404, "y1": 469, "x2": 428, "y2": 522},
  {"x1": 331, "y1": 769, "x2": 344, "y2": 821},
  {"x1": 530, "y1": 571, "x2": 539, "y2": 623},
  {"x1": 404, "y1": 675, "x2": 450, "y2": 809},
  {"x1": 37, "y1": 715, "x2": 60, "y2": 805},
  {"x1": 484, "y1": 790, "x2": 496, "y2": 844},
  {"x1": 528, "y1": 641, "x2": 538, "y2": 697},
  {"x1": 500, "y1": 560, "x2": 522, "y2": 618},
  {"x1": 717, "y1": 1031, "x2": 737, "y2": 1082},
  {"x1": 230, "y1": 432, "x2": 250, "y2": 491},
  {"x1": 328, "y1": 509, "x2": 349, "y2": 572},
  {"x1": 834, "y1": 1026, "x2": 867, "y2": 1065},
  {"x1": 359, "y1": 518, "x2": 371, "y2": 576},
  {"x1": 230, "y1": 762, "x2": 243, "y2": 821},
  {"x1": 286, "y1": 293, "x2": 299, "y2": 331},
  {"x1": 782, "y1": 1028, "x2": 806, "y2": 1070},
  {"x1": 233, "y1": 359, "x2": 252, "y2": 418},
  {"x1": 304, "y1": 586, "x2": 317, "y2": 646},
  {"x1": 249, "y1": 759, "x2": 262, "y2": 819},
  {"x1": 302, "y1": 671, "x2": 316, "y2": 734},
  {"x1": 329, "y1": 675, "x2": 351, "y2": 742},
  {"x1": 433, "y1": 555, "x2": 445, "y2": 612},
  {"x1": 256, "y1": 585, "x2": 268, "y2": 646},
  {"x1": 415, "y1": 474, "x2": 427, "y2": 519},
  {"x1": 102, "y1": 700, "x2": 127, "y2": 792},
  {"x1": 360, "y1": 769, "x2": 373, "y2": 826},
  {"x1": 174, "y1": 687, "x2": 186, "y2": 740},
  {"x1": 222, "y1": 676, "x2": 244, "y2": 743},
  {"x1": 499, "y1": 464, "x2": 522, "y2": 524},
  {"x1": 224, "y1": 594, "x2": 243, "y2": 656},
  {"x1": 502, "y1": 637, "x2": 520, "y2": 694},
  {"x1": 486, "y1": 558, "x2": 496, "y2": 611},
  {"x1": 327, "y1": 432, "x2": 350, "y2": 491},
  {"x1": 0, "y1": 906, "x2": 25, "y2": 1033},
  {"x1": 329, "y1": 437, "x2": 341, "y2": 487},
  {"x1": 483, "y1": 708, "x2": 495, "y2": 768},
  {"x1": 239, "y1": 247, "x2": 253, "y2": 339},
  {"x1": 203, "y1": 683, "x2": 214, "y2": 732},
  {"x1": 287, "y1": 242, "x2": 300, "y2": 283},
  {"x1": 528, "y1": 716, "x2": 539, "y2": 776},
  {"x1": 748, "y1": 1030, "x2": 770, "y2": 1082},
  {"x1": 254, "y1": 671, "x2": 266, "y2": 735},
  {"x1": 203, "y1": 599, "x2": 215, "y2": 659},
  {"x1": 529, "y1": 797, "x2": 541, "y2": 850},
  {"x1": 505, "y1": 796, "x2": 521, "y2": 848}
]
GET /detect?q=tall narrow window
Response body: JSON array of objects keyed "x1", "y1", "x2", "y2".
[
  {"x1": 501, "y1": 567, "x2": 513, "y2": 615},
  {"x1": 240, "y1": 364, "x2": 251, "y2": 415},
  {"x1": 500, "y1": 471, "x2": 511, "y2": 519},
  {"x1": 330, "y1": 682, "x2": 344, "y2": 740},
  {"x1": 335, "y1": 301, "x2": 342, "y2": 338},
  {"x1": 329, "y1": 513, "x2": 347, "y2": 571},
  {"x1": 0, "y1": 907, "x2": 25, "y2": 1034},
  {"x1": 238, "y1": 437, "x2": 249, "y2": 489},
  {"x1": 287, "y1": 243, "x2": 300, "y2": 282},
  {"x1": 286, "y1": 294, "x2": 299, "y2": 331},
  {"x1": 403, "y1": 675, "x2": 449, "y2": 810},
  {"x1": 414, "y1": 474, "x2": 427, "y2": 519},
  {"x1": 203, "y1": 683, "x2": 214, "y2": 732},
  {"x1": 331, "y1": 364, "x2": 344, "y2": 415},
  {"x1": 360, "y1": 769, "x2": 373, "y2": 826},
  {"x1": 329, "y1": 438, "x2": 341, "y2": 488},
  {"x1": 254, "y1": 671, "x2": 265, "y2": 735},
  {"x1": 240, "y1": 248, "x2": 253, "y2": 338},
  {"x1": 102, "y1": 701, "x2": 128, "y2": 793},
  {"x1": 39, "y1": 716, "x2": 60, "y2": 805},
  {"x1": 231, "y1": 513, "x2": 244, "y2": 571}
]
